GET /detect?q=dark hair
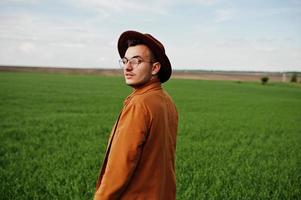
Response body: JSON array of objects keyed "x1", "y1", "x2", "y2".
[
  {"x1": 127, "y1": 39, "x2": 142, "y2": 47},
  {"x1": 126, "y1": 39, "x2": 157, "y2": 62}
]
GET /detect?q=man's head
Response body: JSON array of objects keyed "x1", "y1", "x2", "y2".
[
  {"x1": 120, "y1": 39, "x2": 161, "y2": 88},
  {"x1": 118, "y1": 30, "x2": 172, "y2": 87}
]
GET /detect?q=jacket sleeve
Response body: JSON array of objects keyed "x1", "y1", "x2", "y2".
[{"x1": 94, "y1": 102, "x2": 150, "y2": 200}]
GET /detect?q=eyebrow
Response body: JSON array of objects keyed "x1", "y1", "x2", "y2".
[{"x1": 124, "y1": 55, "x2": 143, "y2": 60}]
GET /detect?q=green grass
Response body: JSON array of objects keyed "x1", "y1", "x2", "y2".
[{"x1": 0, "y1": 71, "x2": 300, "y2": 200}]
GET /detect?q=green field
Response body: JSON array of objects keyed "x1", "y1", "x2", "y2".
[{"x1": 0, "y1": 71, "x2": 300, "y2": 200}]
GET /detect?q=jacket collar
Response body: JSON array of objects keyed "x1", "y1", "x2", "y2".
[{"x1": 123, "y1": 79, "x2": 161, "y2": 105}]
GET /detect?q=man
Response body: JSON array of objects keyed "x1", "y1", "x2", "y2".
[{"x1": 94, "y1": 30, "x2": 178, "y2": 200}]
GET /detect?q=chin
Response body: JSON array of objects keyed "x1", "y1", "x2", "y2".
[
  {"x1": 125, "y1": 78, "x2": 135, "y2": 85},
  {"x1": 125, "y1": 80, "x2": 138, "y2": 87},
  {"x1": 125, "y1": 78, "x2": 147, "y2": 88}
]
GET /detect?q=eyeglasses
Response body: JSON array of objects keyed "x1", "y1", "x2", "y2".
[{"x1": 119, "y1": 57, "x2": 156, "y2": 68}]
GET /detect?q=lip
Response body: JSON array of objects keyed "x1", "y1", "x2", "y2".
[{"x1": 125, "y1": 73, "x2": 135, "y2": 78}]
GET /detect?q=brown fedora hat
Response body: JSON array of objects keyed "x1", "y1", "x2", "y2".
[{"x1": 117, "y1": 30, "x2": 172, "y2": 83}]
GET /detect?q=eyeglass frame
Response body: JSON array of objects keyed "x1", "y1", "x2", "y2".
[{"x1": 119, "y1": 56, "x2": 158, "y2": 69}]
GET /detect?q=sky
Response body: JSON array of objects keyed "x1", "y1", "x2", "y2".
[{"x1": 0, "y1": 0, "x2": 300, "y2": 72}]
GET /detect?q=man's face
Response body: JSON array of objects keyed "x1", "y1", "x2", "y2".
[{"x1": 123, "y1": 44, "x2": 156, "y2": 88}]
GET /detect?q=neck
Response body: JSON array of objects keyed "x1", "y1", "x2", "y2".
[{"x1": 132, "y1": 77, "x2": 160, "y2": 90}]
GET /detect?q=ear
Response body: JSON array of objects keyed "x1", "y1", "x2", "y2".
[{"x1": 151, "y1": 62, "x2": 161, "y2": 75}]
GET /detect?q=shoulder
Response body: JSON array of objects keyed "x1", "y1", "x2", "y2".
[
  {"x1": 130, "y1": 89, "x2": 176, "y2": 116},
  {"x1": 132, "y1": 89, "x2": 164, "y2": 105}
]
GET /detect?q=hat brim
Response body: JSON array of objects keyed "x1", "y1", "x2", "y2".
[{"x1": 118, "y1": 30, "x2": 172, "y2": 83}]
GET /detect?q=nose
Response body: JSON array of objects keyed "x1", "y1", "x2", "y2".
[{"x1": 124, "y1": 61, "x2": 133, "y2": 71}]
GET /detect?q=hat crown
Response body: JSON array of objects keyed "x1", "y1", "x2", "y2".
[{"x1": 144, "y1": 34, "x2": 165, "y2": 53}]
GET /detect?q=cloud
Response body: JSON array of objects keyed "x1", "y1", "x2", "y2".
[
  {"x1": 70, "y1": 0, "x2": 172, "y2": 16},
  {"x1": 190, "y1": 0, "x2": 221, "y2": 6},
  {"x1": 0, "y1": 0, "x2": 41, "y2": 5},
  {"x1": 19, "y1": 42, "x2": 35, "y2": 53},
  {"x1": 214, "y1": 9, "x2": 234, "y2": 22},
  {"x1": 69, "y1": 0, "x2": 223, "y2": 17},
  {"x1": 0, "y1": 10, "x2": 118, "y2": 68}
]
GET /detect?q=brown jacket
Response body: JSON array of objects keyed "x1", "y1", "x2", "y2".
[{"x1": 94, "y1": 79, "x2": 178, "y2": 200}]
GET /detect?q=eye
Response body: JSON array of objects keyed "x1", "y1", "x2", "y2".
[
  {"x1": 132, "y1": 58, "x2": 141, "y2": 64},
  {"x1": 122, "y1": 58, "x2": 128, "y2": 64}
]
